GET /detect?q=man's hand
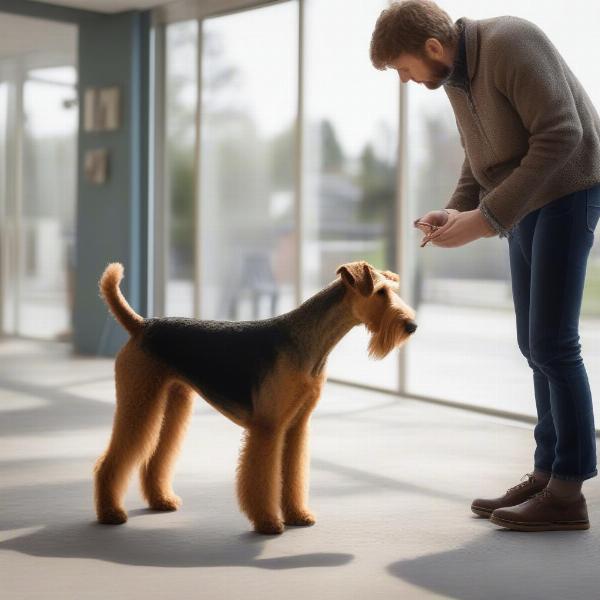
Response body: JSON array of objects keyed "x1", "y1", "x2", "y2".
[
  {"x1": 414, "y1": 208, "x2": 457, "y2": 246},
  {"x1": 425, "y1": 208, "x2": 496, "y2": 247},
  {"x1": 414, "y1": 209, "x2": 452, "y2": 232}
]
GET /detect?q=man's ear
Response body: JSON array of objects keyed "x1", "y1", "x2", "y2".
[
  {"x1": 336, "y1": 262, "x2": 375, "y2": 297},
  {"x1": 424, "y1": 37, "x2": 443, "y2": 59}
]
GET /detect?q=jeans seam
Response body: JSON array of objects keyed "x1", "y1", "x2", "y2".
[
  {"x1": 585, "y1": 188, "x2": 592, "y2": 233},
  {"x1": 552, "y1": 211, "x2": 584, "y2": 476}
]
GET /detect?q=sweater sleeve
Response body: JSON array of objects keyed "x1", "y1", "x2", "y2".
[
  {"x1": 479, "y1": 17, "x2": 583, "y2": 236},
  {"x1": 445, "y1": 124, "x2": 482, "y2": 212}
]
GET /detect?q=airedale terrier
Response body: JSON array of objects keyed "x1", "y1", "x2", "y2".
[{"x1": 94, "y1": 261, "x2": 417, "y2": 534}]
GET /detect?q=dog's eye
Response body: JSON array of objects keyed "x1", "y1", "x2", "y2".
[{"x1": 377, "y1": 288, "x2": 387, "y2": 296}]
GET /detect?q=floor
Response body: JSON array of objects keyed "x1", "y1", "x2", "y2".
[{"x1": 1, "y1": 338, "x2": 599, "y2": 600}]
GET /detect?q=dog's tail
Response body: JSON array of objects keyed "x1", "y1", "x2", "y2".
[{"x1": 99, "y1": 263, "x2": 144, "y2": 335}]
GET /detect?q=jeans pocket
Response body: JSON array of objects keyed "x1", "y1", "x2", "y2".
[{"x1": 586, "y1": 188, "x2": 600, "y2": 233}]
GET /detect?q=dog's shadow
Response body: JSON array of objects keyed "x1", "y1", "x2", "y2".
[{"x1": 0, "y1": 477, "x2": 353, "y2": 569}]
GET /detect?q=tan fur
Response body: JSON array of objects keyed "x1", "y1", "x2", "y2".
[
  {"x1": 338, "y1": 261, "x2": 416, "y2": 359},
  {"x1": 99, "y1": 263, "x2": 144, "y2": 334},
  {"x1": 235, "y1": 357, "x2": 325, "y2": 533},
  {"x1": 94, "y1": 341, "x2": 174, "y2": 524},
  {"x1": 94, "y1": 260, "x2": 415, "y2": 534}
]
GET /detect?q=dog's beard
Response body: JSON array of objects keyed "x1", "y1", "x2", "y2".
[{"x1": 367, "y1": 306, "x2": 408, "y2": 359}]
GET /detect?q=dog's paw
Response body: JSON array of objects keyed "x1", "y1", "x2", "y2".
[
  {"x1": 254, "y1": 519, "x2": 285, "y2": 535},
  {"x1": 148, "y1": 494, "x2": 182, "y2": 512},
  {"x1": 97, "y1": 507, "x2": 128, "y2": 525},
  {"x1": 284, "y1": 510, "x2": 316, "y2": 527}
]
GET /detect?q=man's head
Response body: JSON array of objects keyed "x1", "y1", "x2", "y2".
[{"x1": 370, "y1": 0, "x2": 459, "y2": 90}]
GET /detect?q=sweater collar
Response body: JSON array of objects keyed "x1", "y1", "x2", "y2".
[
  {"x1": 445, "y1": 19, "x2": 468, "y2": 88},
  {"x1": 462, "y1": 17, "x2": 479, "y2": 81}
]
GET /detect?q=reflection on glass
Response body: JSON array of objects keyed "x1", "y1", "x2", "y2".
[
  {"x1": 404, "y1": 0, "x2": 600, "y2": 418},
  {"x1": 303, "y1": 0, "x2": 399, "y2": 389},
  {"x1": 20, "y1": 69, "x2": 77, "y2": 339},
  {"x1": 165, "y1": 20, "x2": 198, "y2": 317},
  {"x1": 200, "y1": 2, "x2": 298, "y2": 320}
]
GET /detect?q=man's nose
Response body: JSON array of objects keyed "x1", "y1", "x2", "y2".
[{"x1": 398, "y1": 72, "x2": 410, "y2": 84}]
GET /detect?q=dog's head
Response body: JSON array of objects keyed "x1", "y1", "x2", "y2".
[{"x1": 336, "y1": 261, "x2": 417, "y2": 358}]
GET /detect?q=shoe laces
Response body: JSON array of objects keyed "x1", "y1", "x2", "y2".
[
  {"x1": 506, "y1": 472, "x2": 535, "y2": 494},
  {"x1": 533, "y1": 488, "x2": 552, "y2": 503}
]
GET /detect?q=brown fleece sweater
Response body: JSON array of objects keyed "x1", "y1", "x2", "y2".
[{"x1": 443, "y1": 16, "x2": 600, "y2": 238}]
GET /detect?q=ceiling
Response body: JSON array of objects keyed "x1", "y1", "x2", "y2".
[
  {"x1": 0, "y1": 13, "x2": 76, "y2": 62},
  {"x1": 30, "y1": 0, "x2": 167, "y2": 13}
]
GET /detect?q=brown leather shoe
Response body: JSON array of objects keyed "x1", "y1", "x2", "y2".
[
  {"x1": 471, "y1": 473, "x2": 547, "y2": 518},
  {"x1": 490, "y1": 489, "x2": 590, "y2": 531}
]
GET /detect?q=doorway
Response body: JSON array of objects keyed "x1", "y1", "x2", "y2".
[{"x1": 0, "y1": 13, "x2": 78, "y2": 340}]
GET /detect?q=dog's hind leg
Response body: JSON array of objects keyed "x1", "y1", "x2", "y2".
[
  {"x1": 140, "y1": 381, "x2": 195, "y2": 511},
  {"x1": 94, "y1": 342, "x2": 170, "y2": 524}
]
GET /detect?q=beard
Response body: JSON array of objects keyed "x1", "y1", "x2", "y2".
[{"x1": 422, "y1": 56, "x2": 453, "y2": 90}]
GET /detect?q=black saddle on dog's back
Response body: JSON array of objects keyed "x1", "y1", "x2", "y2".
[{"x1": 139, "y1": 317, "x2": 294, "y2": 417}]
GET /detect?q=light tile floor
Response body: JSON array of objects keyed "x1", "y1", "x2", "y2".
[{"x1": 1, "y1": 339, "x2": 599, "y2": 600}]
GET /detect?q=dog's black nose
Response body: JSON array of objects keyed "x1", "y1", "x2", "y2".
[{"x1": 405, "y1": 320, "x2": 418, "y2": 334}]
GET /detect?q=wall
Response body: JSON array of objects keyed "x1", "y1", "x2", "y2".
[{"x1": 75, "y1": 11, "x2": 151, "y2": 355}]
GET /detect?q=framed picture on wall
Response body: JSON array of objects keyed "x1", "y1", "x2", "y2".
[
  {"x1": 84, "y1": 86, "x2": 121, "y2": 132},
  {"x1": 84, "y1": 148, "x2": 109, "y2": 184}
]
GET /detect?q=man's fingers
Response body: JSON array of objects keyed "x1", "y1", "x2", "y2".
[
  {"x1": 427, "y1": 220, "x2": 454, "y2": 241},
  {"x1": 432, "y1": 226, "x2": 466, "y2": 247}
]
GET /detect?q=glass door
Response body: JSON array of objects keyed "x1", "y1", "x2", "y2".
[
  {"x1": 0, "y1": 13, "x2": 77, "y2": 341},
  {"x1": 19, "y1": 67, "x2": 78, "y2": 339}
]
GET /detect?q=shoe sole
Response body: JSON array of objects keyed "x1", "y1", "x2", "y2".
[
  {"x1": 490, "y1": 514, "x2": 590, "y2": 532},
  {"x1": 471, "y1": 505, "x2": 493, "y2": 518}
]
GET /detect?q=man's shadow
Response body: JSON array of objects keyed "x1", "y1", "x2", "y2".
[
  {"x1": 0, "y1": 476, "x2": 353, "y2": 570},
  {"x1": 387, "y1": 515, "x2": 600, "y2": 600}
]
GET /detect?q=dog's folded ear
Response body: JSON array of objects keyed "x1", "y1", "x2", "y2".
[
  {"x1": 381, "y1": 270, "x2": 400, "y2": 282},
  {"x1": 336, "y1": 261, "x2": 375, "y2": 297}
]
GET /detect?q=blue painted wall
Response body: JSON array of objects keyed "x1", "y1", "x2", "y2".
[
  {"x1": 0, "y1": 1, "x2": 152, "y2": 356},
  {"x1": 75, "y1": 11, "x2": 151, "y2": 356}
]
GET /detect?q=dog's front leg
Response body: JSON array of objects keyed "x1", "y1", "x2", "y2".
[
  {"x1": 236, "y1": 424, "x2": 285, "y2": 535},
  {"x1": 281, "y1": 410, "x2": 316, "y2": 527}
]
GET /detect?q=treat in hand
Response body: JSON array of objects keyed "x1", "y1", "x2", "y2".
[{"x1": 414, "y1": 209, "x2": 451, "y2": 247}]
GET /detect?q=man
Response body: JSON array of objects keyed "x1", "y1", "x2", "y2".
[{"x1": 371, "y1": 0, "x2": 600, "y2": 532}]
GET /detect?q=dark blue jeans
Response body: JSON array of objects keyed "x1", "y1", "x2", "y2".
[{"x1": 508, "y1": 185, "x2": 600, "y2": 481}]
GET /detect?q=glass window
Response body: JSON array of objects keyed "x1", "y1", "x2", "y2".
[
  {"x1": 303, "y1": 0, "x2": 399, "y2": 389},
  {"x1": 404, "y1": 1, "x2": 600, "y2": 418},
  {"x1": 164, "y1": 20, "x2": 198, "y2": 317},
  {"x1": 199, "y1": 2, "x2": 298, "y2": 320},
  {"x1": 20, "y1": 68, "x2": 77, "y2": 339}
]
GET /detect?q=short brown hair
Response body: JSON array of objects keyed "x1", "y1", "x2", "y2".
[{"x1": 370, "y1": 0, "x2": 458, "y2": 70}]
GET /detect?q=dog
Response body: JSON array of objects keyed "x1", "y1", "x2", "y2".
[{"x1": 94, "y1": 260, "x2": 417, "y2": 534}]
